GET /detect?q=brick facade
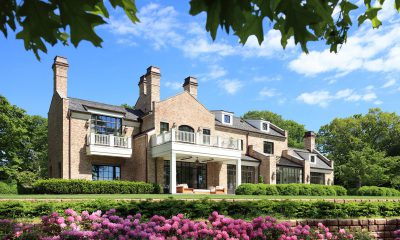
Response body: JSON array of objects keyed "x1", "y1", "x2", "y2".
[{"x1": 48, "y1": 56, "x2": 334, "y2": 189}]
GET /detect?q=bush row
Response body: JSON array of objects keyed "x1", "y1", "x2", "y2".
[
  {"x1": 32, "y1": 179, "x2": 161, "y2": 194},
  {"x1": 236, "y1": 183, "x2": 347, "y2": 196},
  {"x1": 0, "y1": 182, "x2": 17, "y2": 194},
  {"x1": 356, "y1": 186, "x2": 400, "y2": 196},
  {"x1": 1, "y1": 199, "x2": 399, "y2": 220}
]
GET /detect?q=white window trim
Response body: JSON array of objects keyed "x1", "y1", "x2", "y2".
[
  {"x1": 223, "y1": 114, "x2": 233, "y2": 125},
  {"x1": 309, "y1": 155, "x2": 317, "y2": 164}
]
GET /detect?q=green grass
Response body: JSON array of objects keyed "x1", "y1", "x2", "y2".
[{"x1": 1, "y1": 194, "x2": 400, "y2": 200}]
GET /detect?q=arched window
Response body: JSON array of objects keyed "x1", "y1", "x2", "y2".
[{"x1": 178, "y1": 125, "x2": 194, "y2": 132}]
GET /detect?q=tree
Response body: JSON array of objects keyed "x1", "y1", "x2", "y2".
[
  {"x1": 1, "y1": 0, "x2": 399, "y2": 59},
  {"x1": 0, "y1": 95, "x2": 48, "y2": 181},
  {"x1": 318, "y1": 108, "x2": 400, "y2": 188},
  {"x1": 243, "y1": 110, "x2": 306, "y2": 148}
]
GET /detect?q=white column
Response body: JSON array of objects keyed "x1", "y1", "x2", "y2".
[
  {"x1": 236, "y1": 158, "x2": 241, "y2": 189},
  {"x1": 170, "y1": 151, "x2": 177, "y2": 194}
]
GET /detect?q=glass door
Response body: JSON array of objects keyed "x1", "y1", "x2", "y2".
[{"x1": 227, "y1": 164, "x2": 236, "y2": 194}]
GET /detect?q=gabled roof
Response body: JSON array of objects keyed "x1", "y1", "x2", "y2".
[
  {"x1": 215, "y1": 116, "x2": 285, "y2": 138},
  {"x1": 68, "y1": 97, "x2": 142, "y2": 121},
  {"x1": 289, "y1": 147, "x2": 333, "y2": 170}
]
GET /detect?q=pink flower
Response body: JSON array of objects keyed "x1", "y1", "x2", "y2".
[
  {"x1": 339, "y1": 228, "x2": 346, "y2": 234},
  {"x1": 56, "y1": 217, "x2": 64, "y2": 225}
]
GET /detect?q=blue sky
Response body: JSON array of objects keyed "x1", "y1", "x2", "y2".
[{"x1": 1, "y1": 1, "x2": 399, "y2": 131}]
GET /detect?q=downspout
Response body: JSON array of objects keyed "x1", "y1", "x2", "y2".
[
  {"x1": 68, "y1": 111, "x2": 72, "y2": 179},
  {"x1": 145, "y1": 134, "x2": 148, "y2": 182}
]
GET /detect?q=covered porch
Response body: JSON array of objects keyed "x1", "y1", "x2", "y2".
[{"x1": 151, "y1": 129, "x2": 243, "y2": 194}]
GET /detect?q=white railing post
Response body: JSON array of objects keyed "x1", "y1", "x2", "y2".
[
  {"x1": 171, "y1": 128, "x2": 176, "y2": 142},
  {"x1": 196, "y1": 132, "x2": 201, "y2": 144},
  {"x1": 128, "y1": 137, "x2": 132, "y2": 149},
  {"x1": 162, "y1": 131, "x2": 166, "y2": 144},
  {"x1": 90, "y1": 133, "x2": 95, "y2": 145},
  {"x1": 237, "y1": 139, "x2": 241, "y2": 150},
  {"x1": 217, "y1": 136, "x2": 222, "y2": 147},
  {"x1": 109, "y1": 134, "x2": 114, "y2": 147}
]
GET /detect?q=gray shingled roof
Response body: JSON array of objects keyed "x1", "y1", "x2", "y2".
[
  {"x1": 215, "y1": 116, "x2": 285, "y2": 137},
  {"x1": 289, "y1": 148, "x2": 333, "y2": 170},
  {"x1": 68, "y1": 98, "x2": 142, "y2": 121},
  {"x1": 241, "y1": 154, "x2": 260, "y2": 162},
  {"x1": 277, "y1": 157, "x2": 302, "y2": 167}
]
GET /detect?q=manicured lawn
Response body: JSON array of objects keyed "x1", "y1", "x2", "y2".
[{"x1": 1, "y1": 194, "x2": 400, "y2": 200}]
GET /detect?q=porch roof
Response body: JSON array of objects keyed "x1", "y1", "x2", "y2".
[{"x1": 277, "y1": 157, "x2": 302, "y2": 168}]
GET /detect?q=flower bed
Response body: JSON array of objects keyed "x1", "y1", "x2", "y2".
[{"x1": 0, "y1": 209, "x2": 378, "y2": 239}]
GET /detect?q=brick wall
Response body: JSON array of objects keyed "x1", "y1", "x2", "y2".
[{"x1": 285, "y1": 218, "x2": 400, "y2": 240}]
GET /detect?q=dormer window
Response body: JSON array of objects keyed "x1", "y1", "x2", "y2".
[
  {"x1": 310, "y1": 155, "x2": 316, "y2": 164},
  {"x1": 262, "y1": 122, "x2": 269, "y2": 131},
  {"x1": 224, "y1": 114, "x2": 231, "y2": 124},
  {"x1": 91, "y1": 114, "x2": 122, "y2": 136}
]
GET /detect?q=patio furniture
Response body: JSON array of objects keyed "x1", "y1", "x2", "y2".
[
  {"x1": 210, "y1": 186, "x2": 225, "y2": 194},
  {"x1": 193, "y1": 189, "x2": 211, "y2": 194},
  {"x1": 176, "y1": 184, "x2": 194, "y2": 193}
]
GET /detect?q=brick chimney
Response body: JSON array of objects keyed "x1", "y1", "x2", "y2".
[
  {"x1": 138, "y1": 75, "x2": 147, "y2": 96},
  {"x1": 146, "y1": 66, "x2": 160, "y2": 106},
  {"x1": 52, "y1": 56, "x2": 68, "y2": 98},
  {"x1": 304, "y1": 131, "x2": 316, "y2": 151},
  {"x1": 183, "y1": 76, "x2": 198, "y2": 98}
]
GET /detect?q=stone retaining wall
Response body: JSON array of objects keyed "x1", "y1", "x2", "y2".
[{"x1": 285, "y1": 218, "x2": 400, "y2": 240}]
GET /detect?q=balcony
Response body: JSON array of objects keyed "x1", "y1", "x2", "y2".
[
  {"x1": 86, "y1": 133, "x2": 132, "y2": 158},
  {"x1": 151, "y1": 129, "x2": 241, "y2": 160}
]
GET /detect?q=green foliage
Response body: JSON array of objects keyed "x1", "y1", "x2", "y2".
[
  {"x1": 0, "y1": 0, "x2": 139, "y2": 59},
  {"x1": 236, "y1": 184, "x2": 347, "y2": 196},
  {"x1": 243, "y1": 110, "x2": 306, "y2": 148},
  {"x1": 32, "y1": 179, "x2": 161, "y2": 194},
  {"x1": 318, "y1": 108, "x2": 400, "y2": 189},
  {"x1": 0, "y1": 95, "x2": 48, "y2": 181},
  {"x1": 0, "y1": 199, "x2": 399, "y2": 220},
  {"x1": 0, "y1": 181, "x2": 17, "y2": 194},
  {"x1": 356, "y1": 186, "x2": 400, "y2": 196},
  {"x1": 189, "y1": 0, "x2": 394, "y2": 53}
]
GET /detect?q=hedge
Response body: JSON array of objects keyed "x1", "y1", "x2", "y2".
[
  {"x1": 236, "y1": 184, "x2": 347, "y2": 196},
  {"x1": 0, "y1": 182, "x2": 17, "y2": 194},
  {"x1": 0, "y1": 199, "x2": 399, "y2": 220},
  {"x1": 32, "y1": 179, "x2": 161, "y2": 194},
  {"x1": 356, "y1": 186, "x2": 400, "y2": 196}
]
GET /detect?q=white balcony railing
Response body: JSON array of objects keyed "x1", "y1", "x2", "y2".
[
  {"x1": 152, "y1": 129, "x2": 241, "y2": 150},
  {"x1": 87, "y1": 133, "x2": 131, "y2": 149}
]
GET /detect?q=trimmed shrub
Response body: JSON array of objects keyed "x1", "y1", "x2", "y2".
[
  {"x1": 236, "y1": 184, "x2": 345, "y2": 196},
  {"x1": 356, "y1": 186, "x2": 400, "y2": 196},
  {"x1": 0, "y1": 182, "x2": 17, "y2": 194},
  {"x1": 32, "y1": 179, "x2": 161, "y2": 194},
  {"x1": 0, "y1": 199, "x2": 399, "y2": 220}
]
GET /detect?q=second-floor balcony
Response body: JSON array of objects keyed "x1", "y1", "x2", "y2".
[
  {"x1": 86, "y1": 133, "x2": 132, "y2": 158},
  {"x1": 152, "y1": 129, "x2": 241, "y2": 150},
  {"x1": 151, "y1": 128, "x2": 242, "y2": 160}
]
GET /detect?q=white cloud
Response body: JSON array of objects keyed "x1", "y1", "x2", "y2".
[
  {"x1": 374, "y1": 100, "x2": 384, "y2": 105},
  {"x1": 218, "y1": 80, "x2": 243, "y2": 94},
  {"x1": 382, "y1": 79, "x2": 396, "y2": 88},
  {"x1": 165, "y1": 81, "x2": 182, "y2": 90},
  {"x1": 253, "y1": 75, "x2": 282, "y2": 82},
  {"x1": 289, "y1": 23, "x2": 400, "y2": 76},
  {"x1": 297, "y1": 88, "x2": 378, "y2": 107},
  {"x1": 108, "y1": 3, "x2": 294, "y2": 61},
  {"x1": 259, "y1": 88, "x2": 280, "y2": 98},
  {"x1": 199, "y1": 65, "x2": 227, "y2": 81}
]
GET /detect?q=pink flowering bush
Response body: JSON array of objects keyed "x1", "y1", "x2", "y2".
[
  {"x1": 394, "y1": 229, "x2": 400, "y2": 240},
  {"x1": 0, "y1": 209, "x2": 375, "y2": 239}
]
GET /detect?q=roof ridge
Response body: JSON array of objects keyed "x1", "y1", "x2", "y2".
[{"x1": 69, "y1": 97, "x2": 135, "y2": 110}]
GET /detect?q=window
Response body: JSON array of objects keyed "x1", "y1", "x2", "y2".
[
  {"x1": 223, "y1": 114, "x2": 231, "y2": 124},
  {"x1": 203, "y1": 129, "x2": 210, "y2": 135},
  {"x1": 310, "y1": 172, "x2": 325, "y2": 184},
  {"x1": 91, "y1": 114, "x2": 122, "y2": 136},
  {"x1": 241, "y1": 166, "x2": 256, "y2": 183},
  {"x1": 263, "y1": 141, "x2": 274, "y2": 154},
  {"x1": 276, "y1": 166, "x2": 303, "y2": 184},
  {"x1": 310, "y1": 155, "x2": 316, "y2": 164},
  {"x1": 178, "y1": 125, "x2": 194, "y2": 132},
  {"x1": 160, "y1": 122, "x2": 169, "y2": 132},
  {"x1": 262, "y1": 122, "x2": 269, "y2": 131},
  {"x1": 92, "y1": 165, "x2": 120, "y2": 180},
  {"x1": 164, "y1": 161, "x2": 207, "y2": 191}
]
